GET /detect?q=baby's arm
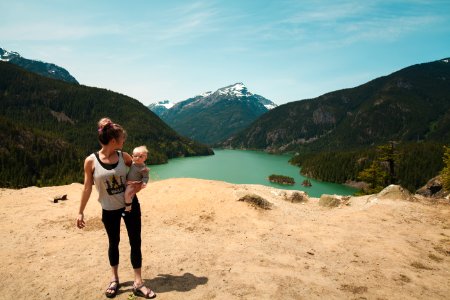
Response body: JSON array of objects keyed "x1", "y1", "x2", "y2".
[{"x1": 141, "y1": 166, "x2": 149, "y2": 187}]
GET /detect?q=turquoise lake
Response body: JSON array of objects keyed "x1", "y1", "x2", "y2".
[{"x1": 149, "y1": 149, "x2": 357, "y2": 197}]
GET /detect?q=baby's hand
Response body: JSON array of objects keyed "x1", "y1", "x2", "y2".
[{"x1": 142, "y1": 183, "x2": 147, "y2": 189}]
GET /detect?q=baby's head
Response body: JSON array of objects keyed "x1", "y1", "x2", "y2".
[{"x1": 132, "y1": 145, "x2": 148, "y2": 164}]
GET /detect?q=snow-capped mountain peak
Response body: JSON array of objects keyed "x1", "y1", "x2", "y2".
[
  {"x1": 0, "y1": 48, "x2": 21, "y2": 62},
  {"x1": 157, "y1": 82, "x2": 277, "y2": 144},
  {"x1": 157, "y1": 100, "x2": 174, "y2": 109},
  {"x1": 217, "y1": 82, "x2": 252, "y2": 97},
  {"x1": 0, "y1": 47, "x2": 79, "y2": 84},
  {"x1": 147, "y1": 100, "x2": 175, "y2": 117}
]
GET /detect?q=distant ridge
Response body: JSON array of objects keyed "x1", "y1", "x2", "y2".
[{"x1": 0, "y1": 47, "x2": 78, "y2": 84}]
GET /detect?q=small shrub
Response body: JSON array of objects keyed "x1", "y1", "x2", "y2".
[
  {"x1": 284, "y1": 191, "x2": 309, "y2": 203},
  {"x1": 238, "y1": 194, "x2": 273, "y2": 210}
]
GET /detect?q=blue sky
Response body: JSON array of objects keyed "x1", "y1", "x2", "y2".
[{"x1": 1, "y1": 0, "x2": 449, "y2": 105}]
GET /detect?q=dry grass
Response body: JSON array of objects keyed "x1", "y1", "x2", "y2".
[
  {"x1": 434, "y1": 246, "x2": 450, "y2": 256},
  {"x1": 428, "y1": 254, "x2": 444, "y2": 262},
  {"x1": 411, "y1": 261, "x2": 433, "y2": 270},
  {"x1": 340, "y1": 284, "x2": 368, "y2": 294}
]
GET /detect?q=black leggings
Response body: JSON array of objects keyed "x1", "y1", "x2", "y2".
[{"x1": 102, "y1": 196, "x2": 142, "y2": 269}]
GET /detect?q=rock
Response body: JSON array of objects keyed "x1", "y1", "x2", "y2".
[
  {"x1": 416, "y1": 176, "x2": 449, "y2": 198},
  {"x1": 373, "y1": 185, "x2": 414, "y2": 201},
  {"x1": 53, "y1": 194, "x2": 68, "y2": 203},
  {"x1": 284, "y1": 191, "x2": 309, "y2": 203},
  {"x1": 319, "y1": 194, "x2": 341, "y2": 208},
  {"x1": 345, "y1": 180, "x2": 369, "y2": 191}
]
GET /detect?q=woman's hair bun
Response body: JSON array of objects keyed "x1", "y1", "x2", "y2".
[
  {"x1": 98, "y1": 117, "x2": 113, "y2": 132},
  {"x1": 97, "y1": 117, "x2": 126, "y2": 145}
]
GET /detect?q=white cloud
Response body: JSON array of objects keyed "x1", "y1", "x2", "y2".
[{"x1": 234, "y1": 0, "x2": 446, "y2": 50}]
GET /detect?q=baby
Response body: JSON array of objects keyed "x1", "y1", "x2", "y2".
[{"x1": 124, "y1": 145, "x2": 149, "y2": 212}]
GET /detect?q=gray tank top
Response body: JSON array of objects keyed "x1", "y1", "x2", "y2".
[{"x1": 91, "y1": 151, "x2": 127, "y2": 210}]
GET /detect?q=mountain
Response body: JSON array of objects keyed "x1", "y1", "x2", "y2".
[
  {"x1": 147, "y1": 100, "x2": 174, "y2": 117},
  {"x1": 0, "y1": 61, "x2": 213, "y2": 188},
  {"x1": 158, "y1": 83, "x2": 277, "y2": 145},
  {"x1": 0, "y1": 47, "x2": 78, "y2": 84},
  {"x1": 224, "y1": 58, "x2": 450, "y2": 152}
]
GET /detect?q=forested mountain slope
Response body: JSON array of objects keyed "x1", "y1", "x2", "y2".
[
  {"x1": 0, "y1": 62, "x2": 212, "y2": 188},
  {"x1": 225, "y1": 58, "x2": 450, "y2": 151}
]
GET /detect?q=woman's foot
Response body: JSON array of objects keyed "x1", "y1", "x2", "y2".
[
  {"x1": 105, "y1": 280, "x2": 119, "y2": 298},
  {"x1": 133, "y1": 282, "x2": 156, "y2": 299}
]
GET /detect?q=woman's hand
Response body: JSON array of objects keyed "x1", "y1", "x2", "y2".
[{"x1": 76, "y1": 213, "x2": 85, "y2": 229}]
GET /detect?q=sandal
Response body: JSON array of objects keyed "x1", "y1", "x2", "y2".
[
  {"x1": 105, "y1": 280, "x2": 120, "y2": 298},
  {"x1": 133, "y1": 283, "x2": 156, "y2": 299}
]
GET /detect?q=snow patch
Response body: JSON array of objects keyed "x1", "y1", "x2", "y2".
[
  {"x1": 443, "y1": 59, "x2": 449, "y2": 63},
  {"x1": 0, "y1": 49, "x2": 20, "y2": 61},
  {"x1": 200, "y1": 91, "x2": 212, "y2": 97},
  {"x1": 157, "y1": 100, "x2": 174, "y2": 109},
  {"x1": 264, "y1": 104, "x2": 277, "y2": 110},
  {"x1": 218, "y1": 83, "x2": 252, "y2": 97}
]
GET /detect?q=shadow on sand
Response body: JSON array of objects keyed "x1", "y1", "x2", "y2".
[{"x1": 118, "y1": 272, "x2": 208, "y2": 295}]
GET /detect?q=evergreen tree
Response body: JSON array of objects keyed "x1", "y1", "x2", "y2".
[
  {"x1": 377, "y1": 142, "x2": 400, "y2": 184},
  {"x1": 357, "y1": 143, "x2": 400, "y2": 194},
  {"x1": 440, "y1": 146, "x2": 450, "y2": 190},
  {"x1": 357, "y1": 160, "x2": 389, "y2": 194}
]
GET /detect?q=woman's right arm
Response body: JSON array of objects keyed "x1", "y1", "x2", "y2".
[{"x1": 76, "y1": 156, "x2": 94, "y2": 229}]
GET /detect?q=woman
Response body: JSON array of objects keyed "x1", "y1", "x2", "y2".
[{"x1": 76, "y1": 117, "x2": 156, "y2": 299}]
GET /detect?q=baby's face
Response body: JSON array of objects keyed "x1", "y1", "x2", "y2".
[{"x1": 132, "y1": 152, "x2": 147, "y2": 164}]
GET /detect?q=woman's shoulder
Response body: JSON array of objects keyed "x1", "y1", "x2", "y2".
[
  {"x1": 85, "y1": 154, "x2": 95, "y2": 164},
  {"x1": 83, "y1": 154, "x2": 95, "y2": 172}
]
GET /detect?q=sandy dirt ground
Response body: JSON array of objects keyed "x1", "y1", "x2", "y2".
[{"x1": 1, "y1": 178, "x2": 449, "y2": 299}]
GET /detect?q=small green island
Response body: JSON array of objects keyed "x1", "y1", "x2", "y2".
[
  {"x1": 302, "y1": 179, "x2": 312, "y2": 187},
  {"x1": 268, "y1": 174, "x2": 295, "y2": 185}
]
